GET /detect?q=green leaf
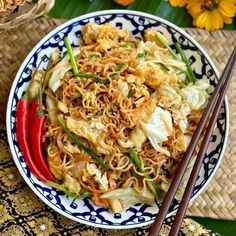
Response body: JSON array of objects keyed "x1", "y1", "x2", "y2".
[
  {"x1": 48, "y1": 0, "x2": 192, "y2": 27},
  {"x1": 191, "y1": 217, "x2": 236, "y2": 236},
  {"x1": 48, "y1": 0, "x2": 235, "y2": 29},
  {"x1": 223, "y1": 17, "x2": 236, "y2": 30}
]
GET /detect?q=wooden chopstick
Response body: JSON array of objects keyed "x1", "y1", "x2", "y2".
[{"x1": 148, "y1": 47, "x2": 236, "y2": 236}]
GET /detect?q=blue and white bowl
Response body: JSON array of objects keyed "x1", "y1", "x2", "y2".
[{"x1": 6, "y1": 10, "x2": 228, "y2": 229}]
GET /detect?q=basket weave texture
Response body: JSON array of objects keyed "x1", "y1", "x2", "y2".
[
  {"x1": 0, "y1": 18, "x2": 235, "y2": 220},
  {"x1": 0, "y1": 0, "x2": 55, "y2": 29}
]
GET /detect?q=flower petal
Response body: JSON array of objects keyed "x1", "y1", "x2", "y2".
[
  {"x1": 211, "y1": 9, "x2": 224, "y2": 29},
  {"x1": 221, "y1": 14, "x2": 233, "y2": 24},
  {"x1": 169, "y1": 0, "x2": 187, "y2": 7},
  {"x1": 194, "y1": 12, "x2": 211, "y2": 30},
  {"x1": 219, "y1": 0, "x2": 236, "y2": 17},
  {"x1": 187, "y1": 0, "x2": 203, "y2": 18}
]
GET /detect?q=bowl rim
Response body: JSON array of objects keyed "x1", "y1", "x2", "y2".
[{"x1": 6, "y1": 9, "x2": 229, "y2": 229}]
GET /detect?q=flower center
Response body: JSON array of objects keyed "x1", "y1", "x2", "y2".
[{"x1": 201, "y1": 0, "x2": 219, "y2": 10}]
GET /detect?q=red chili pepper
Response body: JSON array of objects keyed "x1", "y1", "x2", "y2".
[
  {"x1": 30, "y1": 87, "x2": 55, "y2": 181},
  {"x1": 16, "y1": 93, "x2": 48, "y2": 182},
  {"x1": 30, "y1": 99, "x2": 39, "y2": 125}
]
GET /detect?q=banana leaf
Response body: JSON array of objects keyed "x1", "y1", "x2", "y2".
[
  {"x1": 48, "y1": 0, "x2": 235, "y2": 29},
  {"x1": 192, "y1": 217, "x2": 236, "y2": 236}
]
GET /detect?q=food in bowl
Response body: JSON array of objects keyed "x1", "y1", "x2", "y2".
[{"x1": 16, "y1": 22, "x2": 210, "y2": 213}]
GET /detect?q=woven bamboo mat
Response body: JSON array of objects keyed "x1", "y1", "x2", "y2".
[{"x1": 0, "y1": 18, "x2": 235, "y2": 221}]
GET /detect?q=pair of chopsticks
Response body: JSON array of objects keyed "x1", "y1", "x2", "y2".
[{"x1": 149, "y1": 47, "x2": 236, "y2": 236}]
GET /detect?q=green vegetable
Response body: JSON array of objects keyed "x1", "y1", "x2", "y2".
[
  {"x1": 156, "y1": 34, "x2": 178, "y2": 60},
  {"x1": 96, "y1": 112, "x2": 103, "y2": 116},
  {"x1": 121, "y1": 41, "x2": 138, "y2": 48},
  {"x1": 175, "y1": 42, "x2": 196, "y2": 83},
  {"x1": 108, "y1": 64, "x2": 124, "y2": 80},
  {"x1": 115, "y1": 64, "x2": 124, "y2": 71},
  {"x1": 137, "y1": 51, "x2": 147, "y2": 58},
  {"x1": 48, "y1": 181, "x2": 91, "y2": 199},
  {"x1": 129, "y1": 149, "x2": 163, "y2": 199},
  {"x1": 72, "y1": 93, "x2": 82, "y2": 100},
  {"x1": 107, "y1": 108, "x2": 113, "y2": 113},
  {"x1": 88, "y1": 54, "x2": 99, "y2": 61},
  {"x1": 57, "y1": 115, "x2": 108, "y2": 170},
  {"x1": 95, "y1": 77, "x2": 109, "y2": 85},
  {"x1": 177, "y1": 80, "x2": 187, "y2": 88},
  {"x1": 127, "y1": 89, "x2": 132, "y2": 98},
  {"x1": 155, "y1": 62, "x2": 169, "y2": 72},
  {"x1": 42, "y1": 57, "x2": 52, "y2": 93},
  {"x1": 75, "y1": 72, "x2": 109, "y2": 84},
  {"x1": 64, "y1": 37, "x2": 79, "y2": 78}
]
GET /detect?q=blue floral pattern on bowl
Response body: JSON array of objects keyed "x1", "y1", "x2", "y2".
[{"x1": 6, "y1": 10, "x2": 228, "y2": 229}]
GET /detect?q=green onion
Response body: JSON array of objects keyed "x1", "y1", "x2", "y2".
[
  {"x1": 96, "y1": 111, "x2": 103, "y2": 116},
  {"x1": 137, "y1": 51, "x2": 147, "y2": 58},
  {"x1": 156, "y1": 34, "x2": 178, "y2": 60},
  {"x1": 89, "y1": 54, "x2": 99, "y2": 61},
  {"x1": 115, "y1": 64, "x2": 124, "y2": 71},
  {"x1": 57, "y1": 115, "x2": 108, "y2": 170},
  {"x1": 121, "y1": 41, "x2": 137, "y2": 48},
  {"x1": 155, "y1": 62, "x2": 169, "y2": 72},
  {"x1": 177, "y1": 80, "x2": 187, "y2": 88},
  {"x1": 108, "y1": 73, "x2": 118, "y2": 80},
  {"x1": 48, "y1": 181, "x2": 91, "y2": 199},
  {"x1": 75, "y1": 72, "x2": 96, "y2": 79},
  {"x1": 129, "y1": 149, "x2": 163, "y2": 199},
  {"x1": 42, "y1": 57, "x2": 52, "y2": 93},
  {"x1": 95, "y1": 77, "x2": 109, "y2": 85},
  {"x1": 127, "y1": 89, "x2": 132, "y2": 98},
  {"x1": 72, "y1": 93, "x2": 82, "y2": 100},
  {"x1": 175, "y1": 42, "x2": 196, "y2": 83},
  {"x1": 108, "y1": 64, "x2": 124, "y2": 80},
  {"x1": 75, "y1": 72, "x2": 109, "y2": 84},
  {"x1": 64, "y1": 37, "x2": 79, "y2": 77}
]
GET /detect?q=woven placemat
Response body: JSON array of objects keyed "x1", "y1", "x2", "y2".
[{"x1": 0, "y1": 17, "x2": 235, "y2": 221}]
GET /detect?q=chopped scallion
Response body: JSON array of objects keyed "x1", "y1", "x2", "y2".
[
  {"x1": 129, "y1": 149, "x2": 163, "y2": 199},
  {"x1": 127, "y1": 89, "x2": 132, "y2": 98},
  {"x1": 75, "y1": 72, "x2": 109, "y2": 84},
  {"x1": 57, "y1": 115, "x2": 108, "y2": 170},
  {"x1": 155, "y1": 62, "x2": 169, "y2": 72},
  {"x1": 175, "y1": 42, "x2": 196, "y2": 83},
  {"x1": 177, "y1": 80, "x2": 187, "y2": 88},
  {"x1": 137, "y1": 51, "x2": 147, "y2": 58},
  {"x1": 156, "y1": 34, "x2": 178, "y2": 60},
  {"x1": 72, "y1": 93, "x2": 82, "y2": 100},
  {"x1": 64, "y1": 37, "x2": 79, "y2": 79},
  {"x1": 48, "y1": 181, "x2": 91, "y2": 199}
]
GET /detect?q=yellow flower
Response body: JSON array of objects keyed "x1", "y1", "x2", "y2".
[
  {"x1": 187, "y1": 0, "x2": 236, "y2": 30},
  {"x1": 167, "y1": 0, "x2": 187, "y2": 7}
]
